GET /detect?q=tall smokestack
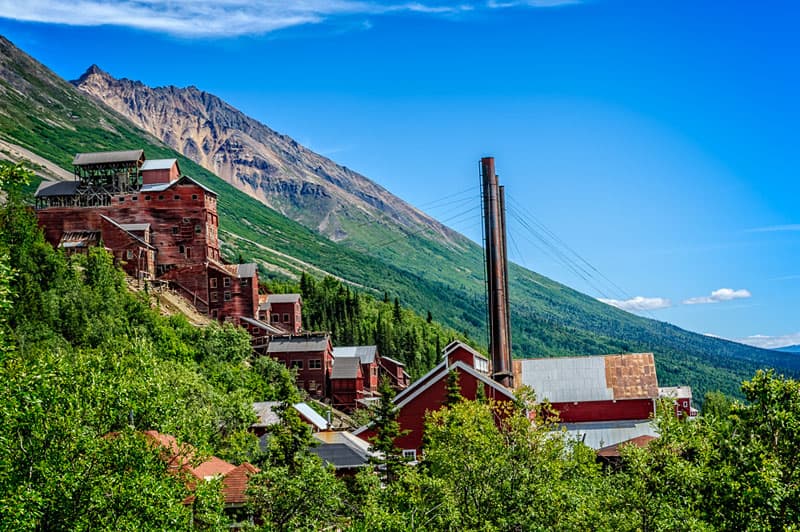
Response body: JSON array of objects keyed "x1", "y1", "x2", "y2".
[{"x1": 480, "y1": 157, "x2": 513, "y2": 388}]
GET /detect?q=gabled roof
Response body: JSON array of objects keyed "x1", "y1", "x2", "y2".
[
  {"x1": 73, "y1": 149, "x2": 144, "y2": 166},
  {"x1": 222, "y1": 463, "x2": 260, "y2": 505},
  {"x1": 100, "y1": 215, "x2": 156, "y2": 250},
  {"x1": 380, "y1": 355, "x2": 406, "y2": 367},
  {"x1": 442, "y1": 340, "x2": 487, "y2": 361},
  {"x1": 207, "y1": 259, "x2": 256, "y2": 279},
  {"x1": 331, "y1": 357, "x2": 362, "y2": 380},
  {"x1": 191, "y1": 456, "x2": 237, "y2": 480},
  {"x1": 353, "y1": 359, "x2": 516, "y2": 436},
  {"x1": 35, "y1": 180, "x2": 79, "y2": 197},
  {"x1": 140, "y1": 175, "x2": 217, "y2": 196},
  {"x1": 333, "y1": 345, "x2": 378, "y2": 364},
  {"x1": 562, "y1": 419, "x2": 658, "y2": 450},
  {"x1": 141, "y1": 158, "x2": 178, "y2": 172},
  {"x1": 266, "y1": 334, "x2": 330, "y2": 354},
  {"x1": 266, "y1": 293, "x2": 301, "y2": 305},
  {"x1": 293, "y1": 402, "x2": 329, "y2": 431},
  {"x1": 518, "y1": 352, "x2": 658, "y2": 403}
]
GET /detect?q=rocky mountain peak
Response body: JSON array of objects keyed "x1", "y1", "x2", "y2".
[{"x1": 73, "y1": 68, "x2": 463, "y2": 246}]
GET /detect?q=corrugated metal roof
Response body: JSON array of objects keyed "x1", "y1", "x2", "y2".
[
  {"x1": 234, "y1": 263, "x2": 257, "y2": 279},
  {"x1": 333, "y1": 345, "x2": 377, "y2": 364},
  {"x1": 251, "y1": 401, "x2": 281, "y2": 428},
  {"x1": 560, "y1": 419, "x2": 658, "y2": 450},
  {"x1": 293, "y1": 402, "x2": 329, "y2": 430},
  {"x1": 141, "y1": 158, "x2": 177, "y2": 171},
  {"x1": 331, "y1": 357, "x2": 361, "y2": 379},
  {"x1": 596, "y1": 435, "x2": 657, "y2": 458},
  {"x1": 140, "y1": 175, "x2": 217, "y2": 196},
  {"x1": 658, "y1": 386, "x2": 692, "y2": 400},
  {"x1": 266, "y1": 335, "x2": 330, "y2": 353},
  {"x1": 240, "y1": 317, "x2": 284, "y2": 335},
  {"x1": 73, "y1": 150, "x2": 144, "y2": 166},
  {"x1": 119, "y1": 223, "x2": 150, "y2": 232},
  {"x1": 518, "y1": 353, "x2": 658, "y2": 403},
  {"x1": 58, "y1": 230, "x2": 100, "y2": 249},
  {"x1": 310, "y1": 431, "x2": 371, "y2": 469},
  {"x1": 267, "y1": 293, "x2": 301, "y2": 304},
  {"x1": 381, "y1": 355, "x2": 406, "y2": 367},
  {"x1": 35, "y1": 180, "x2": 78, "y2": 197}
]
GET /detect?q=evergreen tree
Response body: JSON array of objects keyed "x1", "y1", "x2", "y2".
[
  {"x1": 445, "y1": 369, "x2": 463, "y2": 406},
  {"x1": 369, "y1": 377, "x2": 407, "y2": 483}
]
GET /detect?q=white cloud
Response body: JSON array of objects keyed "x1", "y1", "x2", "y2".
[
  {"x1": 598, "y1": 296, "x2": 672, "y2": 312},
  {"x1": 683, "y1": 288, "x2": 751, "y2": 305},
  {"x1": 0, "y1": 0, "x2": 580, "y2": 37},
  {"x1": 735, "y1": 333, "x2": 800, "y2": 350}
]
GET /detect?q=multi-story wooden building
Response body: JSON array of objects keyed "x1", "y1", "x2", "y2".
[{"x1": 34, "y1": 149, "x2": 257, "y2": 323}]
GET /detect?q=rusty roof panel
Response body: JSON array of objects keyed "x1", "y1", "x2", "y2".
[{"x1": 604, "y1": 353, "x2": 658, "y2": 399}]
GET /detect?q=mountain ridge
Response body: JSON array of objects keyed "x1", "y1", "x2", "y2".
[{"x1": 2, "y1": 33, "x2": 799, "y2": 403}]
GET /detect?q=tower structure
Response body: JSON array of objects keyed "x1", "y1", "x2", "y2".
[{"x1": 480, "y1": 157, "x2": 513, "y2": 388}]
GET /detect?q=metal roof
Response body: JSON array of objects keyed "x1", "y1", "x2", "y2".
[
  {"x1": 35, "y1": 180, "x2": 78, "y2": 197},
  {"x1": 518, "y1": 353, "x2": 658, "y2": 403},
  {"x1": 234, "y1": 263, "x2": 257, "y2": 279},
  {"x1": 310, "y1": 431, "x2": 371, "y2": 469},
  {"x1": 293, "y1": 402, "x2": 329, "y2": 431},
  {"x1": 331, "y1": 357, "x2": 361, "y2": 379},
  {"x1": 58, "y1": 230, "x2": 99, "y2": 249},
  {"x1": 380, "y1": 355, "x2": 406, "y2": 367},
  {"x1": 119, "y1": 223, "x2": 150, "y2": 232},
  {"x1": 240, "y1": 317, "x2": 285, "y2": 335},
  {"x1": 560, "y1": 419, "x2": 658, "y2": 450},
  {"x1": 266, "y1": 293, "x2": 301, "y2": 304},
  {"x1": 658, "y1": 386, "x2": 692, "y2": 400},
  {"x1": 141, "y1": 158, "x2": 178, "y2": 171},
  {"x1": 72, "y1": 150, "x2": 144, "y2": 166},
  {"x1": 265, "y1": 335, "x2": 330, "y2": 354},
  {"x1": 139, "y1": 175, "x2": 217, "y2": 196},
  {"x1": 99, "y1": 215, "x2": 156, "y2": 250},
  {"x1": 251, "y1": 401, "x2": 281, "y2": 428},
  {"x1": 333, "y1": 346, "x2": 378, "y2": 364}
]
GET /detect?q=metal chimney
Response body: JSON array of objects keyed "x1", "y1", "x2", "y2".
[{"x1": 480, "y1": 157, "x2": 513, "y2": 388}]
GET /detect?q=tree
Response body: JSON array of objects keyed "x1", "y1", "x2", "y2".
[
  {"x1": 369, "y1": 377, "x2": 407, "y2": 483},
  {"x1": 444, "y1": 369, "x2": 462, "y2": 406}
]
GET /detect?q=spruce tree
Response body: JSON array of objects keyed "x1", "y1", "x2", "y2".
[{"x1": 369, "y1": 377, "x2": 407, "y2": 483}]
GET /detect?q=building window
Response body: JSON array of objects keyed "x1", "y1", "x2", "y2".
[
  {"x1": 179, "y1": 245, "x2": 185, "y2": 254},
  {"x1": 308, "y1": 380, "x2": 316, "y2": 391},
  {"x1": 291, "y1": 360, "x2": 304, "y2": 370},
  {"x1": 210, "y1": 278, "x2": 217, "y2": 288},
  {"x1": 283, "y1": 313, "x2": 290, "y2": 322},
  {"x1": 145, "y1": 195, "x2": 151, "y2": 200},
  {"x1": 195, "y1": 224, "x2": 201, "y2": 234},
  {"x1": 118, "y1": 197, "x2": 125, "y2": 202},
  {"x1": 682, "y1": 401, "x2": 689, "y2": 408},
  {"x1": 158, "y1": 195, "x2": 164, "y2": 200},
  {"x1": 223, "y1": 278, "x2": 231, "y2": 287},
  {"x1": 210, "y1": 291, "x2": 218, "y2": 302},
  {"x1": 192, "y1": 194, "x2": 198, "y2": 200},
  {"x1": 131, "y1": 196, "x2": 138, "y2": 201},
  {"x1": 224, "y1": 291, "x2": 231, "y2": 301},
  {"x1": 241, "y1": 278, "x2": 249, "y2": 286},
  {"x1": 211, "y1": 309, "x2": 218, "y2": 318},
  {"x1": 309, "y1": 359, "x2": 322, "y2": 369},
  {"x1": 174, "y1": 195, "x2": 181, "y2": 200},
  {"x1": 271, "y1": 315, "x2": 280, "y2": 323},
  {"x1": 126, "y1": 249, "x2": 134, "y2": 260},
  {"x1": 402, "y1": 450, "x2": 417, "y2": 461},
  {"x1": 185, "y1": 247, "x2": 191, "y2": 259},
  {"x1": 172, "y1": 227, "x2": 178, "y2": 235},
  {"x1": 372, "y1": 366, "x2": 378, "y2": 376}
]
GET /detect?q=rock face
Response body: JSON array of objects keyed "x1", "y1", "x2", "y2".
[{"x1": 73, "y1": 66, "x2": 460, "y2": 244}]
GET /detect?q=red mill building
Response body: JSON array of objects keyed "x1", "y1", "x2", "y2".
[{"x1": 35, "y1": 150, "x2": 258, "y2": 322}]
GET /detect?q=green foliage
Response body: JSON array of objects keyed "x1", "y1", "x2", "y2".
[{"x1": 369, "y1": 377, "x2": 407, "y2": 483}]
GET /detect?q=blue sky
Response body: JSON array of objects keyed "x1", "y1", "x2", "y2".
[{"x1": 1, "y1": 0, "x2": 798, "y2": 348}]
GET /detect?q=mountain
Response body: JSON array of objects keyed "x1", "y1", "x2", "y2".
[
  {"x1": 776, "y1": 345, "x2": 800, "y2": 354},
  {"x1": 73, "y1": 64, "x2": 460, "y2": 246},
  {"x1": 2, "y1": 34, "x2": 799, "y2": 402}
]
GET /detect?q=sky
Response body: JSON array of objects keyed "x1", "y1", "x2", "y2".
[{"x1": 1, "y1": 0, "x2": 798, "y2": 348}]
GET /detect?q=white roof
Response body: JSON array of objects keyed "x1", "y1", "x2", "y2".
[
  {"x1": 520, "y1": 356, "x2": 612, "y2": 403},
  {"x1": 293, "y1": 402, "x2": 329, "y2": 431},
  {"x1": 141, "y1": 158, "x2": 177, "y2": 171},
  {"x1": 559, "y1": 419, "x2": 658, "y2": 450}
]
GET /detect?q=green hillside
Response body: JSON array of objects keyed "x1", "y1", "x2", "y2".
[{"x1": 1, "y1": 34, "x2": 798, "y2": 402}]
